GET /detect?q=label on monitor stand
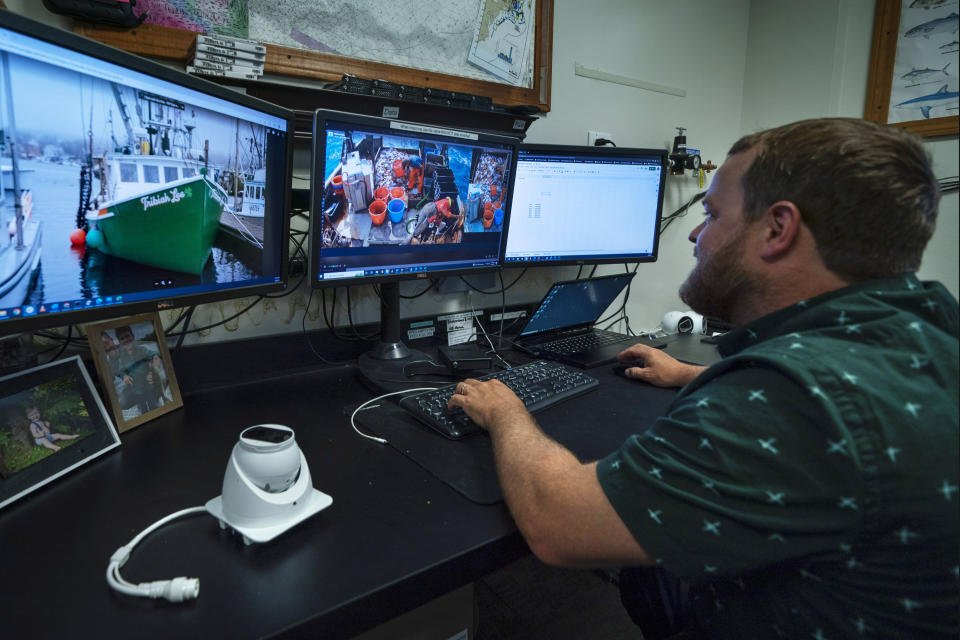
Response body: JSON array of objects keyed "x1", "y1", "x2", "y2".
[
  {"x1": 407, "y1": 327, "x2": 436, "y2": 340},
  {"x1": 437, "y1": 310, "x2": 482, "y2": 323},
  {"x1": 489, "y1": 310, "x2": 527, "y2": 321}
]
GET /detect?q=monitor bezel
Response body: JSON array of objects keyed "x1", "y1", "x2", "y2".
[
  {"x1": 0, "y1": 9, "x2": 294, "y2": 336},
  {"x1": 502, "y1": 142, "x2": 668, "y2": 267},
  {"x1": 309, "y1": 108, "x2": 520, "y2": 289}
]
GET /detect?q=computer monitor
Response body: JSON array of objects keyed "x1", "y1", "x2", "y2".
[
  {"x1": 502, "y1": 144, "x2": 667, "y2": 265},
  {"x1": 0, "y1": 10, "x2": 293, "y2": 335},
  {"x1": 309, "y1": 108, "x2": 518, "y2": 382}
]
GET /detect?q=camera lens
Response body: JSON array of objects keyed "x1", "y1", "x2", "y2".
[{"x1": 243, "y1": 426, "x2": 292, "y2": 444}]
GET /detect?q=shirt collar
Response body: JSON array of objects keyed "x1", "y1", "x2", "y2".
[{"x1": 716, "y1": 273, "x2": 923, "y2": 357}]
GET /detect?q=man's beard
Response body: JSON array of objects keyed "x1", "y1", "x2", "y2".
[{"x1": 679, "y1": 229, "x2": 755, "y2": 324}]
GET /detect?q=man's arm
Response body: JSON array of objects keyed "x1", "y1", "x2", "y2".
[
  {"x1": 448, "y1": 380, "x2": 655, "y2": 568},
  {"x1": 617, "y1": 344, "x2": 705, "y2": 387}
]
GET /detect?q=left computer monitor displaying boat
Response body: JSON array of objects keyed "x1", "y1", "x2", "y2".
[{"x1": 0, "y1": 10, "x2": 293, "y2": 334}]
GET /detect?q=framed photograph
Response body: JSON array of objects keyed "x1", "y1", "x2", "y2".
[
  {"x1": 0, "y1": 355, "x2": 120, "y2": 511},
  {"x1": 86, "y1": 313, "x2": 183, "y2": 433},
  {"x1": 864, "y1": 0, "x2": 959, "y2": 137}
]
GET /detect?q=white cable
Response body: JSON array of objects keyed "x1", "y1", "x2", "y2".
[
  {"x1": 469, "y1": 291, "x2": 513, "y2": 370},
  {"x1": 350, "y1": 388, "x2": 437, "y2": 444},
  {"x1": 106, "y1": 506, "x2": 208, "y2": 603}
]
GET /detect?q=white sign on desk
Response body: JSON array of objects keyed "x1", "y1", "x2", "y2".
[{"x1": 445, "y1": 312, "x2": 478, "y2": 346}]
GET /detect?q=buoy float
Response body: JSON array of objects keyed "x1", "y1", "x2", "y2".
[
  {"x1": 86, "y1": 228, "x2": 104, "y2": 249},
  {"x1": 70, "y1": 228, "x2": 86, "y2": 246}
]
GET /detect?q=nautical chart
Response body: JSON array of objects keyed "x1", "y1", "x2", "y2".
[
  {"x1": 139, "y1": 0, "x2": 250, "y2": 37},
  {"x1": 245, "y1": 0, "x2": 535, "y2": 88},
  {"x1": 467, "y1": 0, "x2": 535, "y2": 86},
  {"x1": 139, "y1": 1, "x2": 537, "y2": 88}
]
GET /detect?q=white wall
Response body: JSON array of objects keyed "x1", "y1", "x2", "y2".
[
  {"x1": 6, "y1": 0, "x2": 955, "y2": 345},
  {"x1": 528, "y1": 0, "x2": 752, "y2": 333},
  {"x1": 740, "y1": 0, "x2": 959, "y2": 298}
]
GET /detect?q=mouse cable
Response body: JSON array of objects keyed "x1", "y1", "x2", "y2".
[
  {"x1": 106, "y1": 506, "x2": 208, "y2": 603},
  {"x1": 350, "y1": 388, "x2": 438, "y2": 444}
]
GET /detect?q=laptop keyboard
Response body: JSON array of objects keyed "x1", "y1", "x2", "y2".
[
  {"x1": 540, "y1": 329, "x2": 629, "y2": 355},
  {"x1": 398, "y1": 360, "x2": 599, "y2": 439}
]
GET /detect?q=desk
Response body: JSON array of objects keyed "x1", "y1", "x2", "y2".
[{"x1": 1, "y1": 334, "x2": 693, "y2": 639}]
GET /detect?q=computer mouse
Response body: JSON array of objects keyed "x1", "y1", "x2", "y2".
[{"x1": 612, "y1": 359, "x2": 645, "y2": 379}]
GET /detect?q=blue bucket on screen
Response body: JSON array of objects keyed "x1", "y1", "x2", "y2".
[
  {"x1": 493, "y1": 208, "x2": 504, "y2": 226},
  {"x1": 388, "y1": 198, "x2": 406, "y2": 223}
]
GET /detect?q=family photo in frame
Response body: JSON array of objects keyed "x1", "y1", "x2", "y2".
[
  {"x1": 86, "y1": 313, "x2": 183, "y2": 433},
  {"x1": 0, "y1": 356, "x2": 120, "y2": 511}
]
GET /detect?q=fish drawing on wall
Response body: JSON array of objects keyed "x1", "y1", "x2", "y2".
[
  {"x1": 895, "y1": 84, "x2": 960, "y2": 118},
  {"x1": 901, "y1": 62, "x2": 952, "y2": 84},
  {"x1": 904, "y1": 12, "x2": 959, "y2": 38},
  {"x1": 909, "y1": 0, "x2": 954, "y2": 9}
]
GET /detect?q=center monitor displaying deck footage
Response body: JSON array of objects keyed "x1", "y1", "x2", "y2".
[
  {"x1": 503, "y1": 144, "x2": 667, "y2": 265},
  {"x1": 0, "y1": 11, "x2": 292, "y2": 334},
  {"x1": 309, "y1": 109, "x2": 517, "y2": 285}
]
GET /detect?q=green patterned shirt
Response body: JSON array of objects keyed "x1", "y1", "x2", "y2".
[{"x1": 598, "y1": 275, "x2": 959, "y2": 639}]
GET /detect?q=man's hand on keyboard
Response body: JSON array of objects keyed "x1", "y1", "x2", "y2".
[
  {"x1": 616, "y1": 344, "x2": 706, "y2": 388},
  {"x1": 447, "y1": 378, "x2": 527, "y2": 432}
]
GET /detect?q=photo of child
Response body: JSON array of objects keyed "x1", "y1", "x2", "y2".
[
  {"x1": 0, "y1": 356, "x2": 121, "y2": 511},
  {"x1": 0, "y1": 376, "x2": 92, "y2": 477}
]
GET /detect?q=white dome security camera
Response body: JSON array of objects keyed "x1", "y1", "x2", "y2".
[
  {"x1": 231, "y1": 425, "x2": 301, "y2": 493},
  {"x1": 662, "y1": 310, "x2": 707, "y2": 335},
  {"x1": 206, "y1": 425, "x2": 332, "y2": 545}
]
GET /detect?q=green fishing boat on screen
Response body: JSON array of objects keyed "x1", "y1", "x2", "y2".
[{"x1": 86, "y1": 171, "x2": 227, "y2": 275}]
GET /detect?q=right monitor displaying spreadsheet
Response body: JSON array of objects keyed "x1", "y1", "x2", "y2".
[{"x1": 502, "y1": 144, "x2": 667, "y2": 265}]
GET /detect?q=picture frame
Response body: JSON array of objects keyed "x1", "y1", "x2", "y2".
[
  {"x1": 85, "y1": 313, "x2": 183, "y2": 433},
  {"x1": 0, "y1": 355, "x2": 120, "y2": 511},
  {"x1": 864, "y1": 0, "x2": 959, "y2": 137}
]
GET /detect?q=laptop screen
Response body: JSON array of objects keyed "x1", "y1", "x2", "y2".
[{"x1": 519, "y1": 273, "x2": 636, "y2": 337}]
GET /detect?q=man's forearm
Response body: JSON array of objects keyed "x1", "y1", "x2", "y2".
[{"x1": 487, "y1": 410, "x2": 584, "y2": 555}]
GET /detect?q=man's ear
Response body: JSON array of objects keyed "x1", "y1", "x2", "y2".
[{"x1": 759, "y1": 201, "x2": 802, "y2": 260}]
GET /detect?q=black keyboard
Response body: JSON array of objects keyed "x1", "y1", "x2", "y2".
[
  {"x1": 398, "y1": 360, "x2": 600, "y2": 439},
  {"x1": 541, "y1": 329, "x2": 629, "y2": 355}
]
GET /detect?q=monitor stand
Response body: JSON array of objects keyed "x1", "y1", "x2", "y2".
[{"x1": 356, "y1": 281, "x2": 429, "y2": 389}]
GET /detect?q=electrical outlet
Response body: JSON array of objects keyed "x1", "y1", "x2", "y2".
[{"x1": 587, "y1": 130, "x2": 612, "y2": 146}]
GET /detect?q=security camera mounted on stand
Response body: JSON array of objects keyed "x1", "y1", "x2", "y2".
[{"x1": 107, "y1": 425, "x2": 331, "y2": 603}]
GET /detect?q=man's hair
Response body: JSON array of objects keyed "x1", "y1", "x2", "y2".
[{"x1": 729, "y1": 118, "x2": 940, "y2": 281}]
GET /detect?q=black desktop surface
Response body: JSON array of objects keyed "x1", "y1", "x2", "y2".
[{"x1": 0, "y1": 331, "x2": 708, "y2": 639}]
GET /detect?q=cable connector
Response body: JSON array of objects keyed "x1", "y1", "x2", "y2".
[
  {"x1": 142, "y1": 577, "x2": 200, "y2": 602},
  {"x1": 110, "y1": 545, "x2": 131, "y2": 568},
  {"x1": 106, "y1": 506, "x2": 208, "y2": 604}
]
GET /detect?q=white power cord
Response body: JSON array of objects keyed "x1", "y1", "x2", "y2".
[
  {"x1": 350, "y1": 388, "x2": 437, "y2": 444},
  {"x1": 106, "y1": 506, "x2": 208, "y2": 602}
]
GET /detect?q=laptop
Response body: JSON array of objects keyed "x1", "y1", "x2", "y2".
[{"x1": 512, "y1": 273, "x2": 666, "y2": 368}]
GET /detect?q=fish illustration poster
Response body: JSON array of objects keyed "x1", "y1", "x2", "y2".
[{"x1": 888, "y1": 1, "x2": 959, "y2": 123}]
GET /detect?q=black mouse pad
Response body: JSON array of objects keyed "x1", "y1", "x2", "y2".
[
  {"x1": 354, "y1": 402, "x2": 502, "y2": 504},
  {"x1": 353, "y1": 370, "x2": 677, "y2": 505}
]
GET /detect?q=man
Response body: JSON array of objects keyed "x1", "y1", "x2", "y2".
[
  {"x1": 114, "y1": 325, "x2": 160, "y2": 414},
  {"x1": 448, "y1": 119, "x2": 958, "y2": 639}
]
